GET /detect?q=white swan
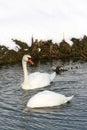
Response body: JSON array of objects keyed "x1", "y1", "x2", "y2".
[
  {"x1": 22, "y1": 55, "x2": 56, "y2": 90},
  {"x1": 27, "y1": 90, "x2": 74, "y2": 108}
]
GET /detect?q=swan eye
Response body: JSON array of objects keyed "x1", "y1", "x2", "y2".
[
  {"x1": 27, "y1": 56, "x2": 31, "y2": 60},
  {"x1": 28, "y1": 57, "x2": 31, "y2": 60}
]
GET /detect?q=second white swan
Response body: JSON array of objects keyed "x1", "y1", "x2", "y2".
[
  {"x1": 22, "y1": 55, "x2": 56, "y2": 90},
  {"x1": 27, "y1": 90, "x2": 74, "y2": 108}
]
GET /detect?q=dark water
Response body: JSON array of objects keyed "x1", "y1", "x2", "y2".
[{"x1": 0, "y1": 61, "x2": 87, "y2": 130}]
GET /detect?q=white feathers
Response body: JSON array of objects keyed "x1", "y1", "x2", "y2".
[
  {"x1": 27, "y1": 90, "x2": 74, "y2": 108},
  {"x1": 22, "y1": 55, "x2": 74, "y2": 109},
  {"x1": 22, "y1": 55, "x2": 56, "y2": 90}
]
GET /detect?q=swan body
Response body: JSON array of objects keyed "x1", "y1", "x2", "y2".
[
  {"x1": 27, "y1": 90, "x2": 74, "y2": 108},
  {"x1": 22, "y1": 55, "x2": 56, "y2": 90}
]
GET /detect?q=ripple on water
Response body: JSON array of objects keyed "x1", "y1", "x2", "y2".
[{"x1": 0, "y1": 63, "x2": 87, "y2": 130}]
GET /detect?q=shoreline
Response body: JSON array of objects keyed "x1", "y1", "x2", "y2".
[{"x1": 0, "y1": 35, "x2": 87, "y2": 65}]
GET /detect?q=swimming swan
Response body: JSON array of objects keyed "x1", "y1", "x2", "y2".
[
  {"x1": 27, "y1": 90, "x2": 74, "y2": 108},
  {"x1": 22, "y1": 55, "x2": 56, "y2": 90}
]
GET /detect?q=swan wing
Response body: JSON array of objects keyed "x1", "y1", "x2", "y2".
[
  {"x1": 27, "y1": 90, "x2": 73, "y2": 108},
  {"x1": 28, "y1": 72, "x2": 51, "y2": 89}
]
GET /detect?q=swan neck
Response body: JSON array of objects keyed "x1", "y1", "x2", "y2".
[{"x1": 22, "y1": 60, "x2": 28, "y2": 81}]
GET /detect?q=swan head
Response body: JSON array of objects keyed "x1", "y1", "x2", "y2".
[{"x1": 22, "y1": 55, "x2": 34, "y2": 65}]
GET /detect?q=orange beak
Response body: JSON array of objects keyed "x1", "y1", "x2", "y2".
[{"x1": 28, "y1": 59, "x2": 34, "y2": 65}]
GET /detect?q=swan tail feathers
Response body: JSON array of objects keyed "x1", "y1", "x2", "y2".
[
  {"x1": 66, "y1": 95, "x2": 74, "y2": 103},
  {"x1": 50, "y1": 72, "x2": 56, "y2": 81}
]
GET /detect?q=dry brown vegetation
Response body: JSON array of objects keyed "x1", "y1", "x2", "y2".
[{"x1": 0, "y1": 35, "x2": 87, "y2": 65}]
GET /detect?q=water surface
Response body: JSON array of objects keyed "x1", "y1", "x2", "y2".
[{"x1": 0, "y1": 61, "x2": 87, "y2": 130}]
